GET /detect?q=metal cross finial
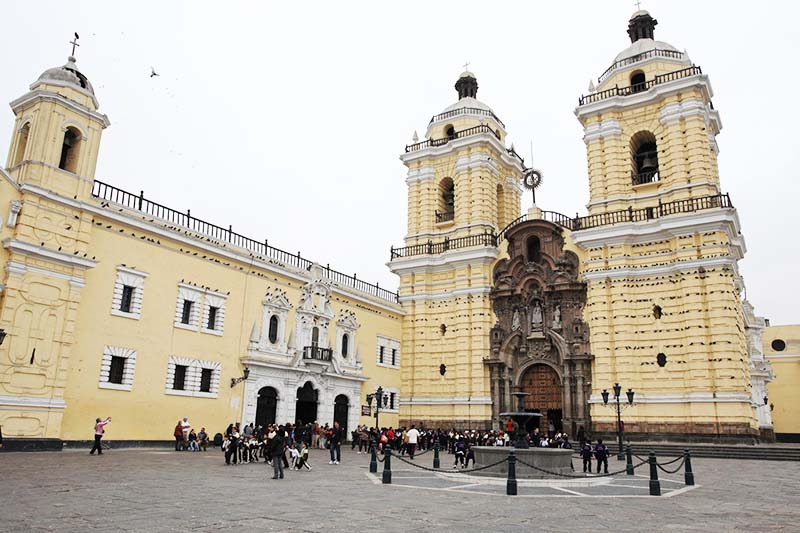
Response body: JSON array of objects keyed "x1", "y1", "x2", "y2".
[
  {"x1": 635, "y1": 0, "x2": 642, "y2": 10},
  {"x1": 70, "y1": 32, "x2": 80, "y2": 56},
  {"x1": 462, "y1": 61, "x2": 470, "y2": 72}
]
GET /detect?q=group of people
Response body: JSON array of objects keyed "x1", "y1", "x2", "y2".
[{"x1": 172, "y1": 417, "x2": 209, "y2": 452}]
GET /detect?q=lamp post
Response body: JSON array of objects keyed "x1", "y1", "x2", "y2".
[
  {"x1": 601, "y1": 383, "x2": 634, "y2": 460},
  {"x1": 367, "y1": 386, "x2": 387, "y2": 431}
]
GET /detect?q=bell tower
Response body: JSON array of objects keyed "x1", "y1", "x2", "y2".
[
  {"x1": 0, "y1": 51, "x2": 106, "y2": 443},
  {"x1": 389, "y1": 71, "x2": 524, "y2": 428},
  {"x1": 572, "y1": 11, "x2": 758, "y2": 441}
]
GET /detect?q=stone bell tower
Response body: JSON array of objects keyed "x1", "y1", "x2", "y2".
[
  {"x1": 0, "y1": 50, "x2": 107, "y2": 444},
  {"x1": 389, "y1": 71, "x2": 524, "y2": 428},
  {"x1": 572, "y1": 10, "x2": 758, "y2": 441}
]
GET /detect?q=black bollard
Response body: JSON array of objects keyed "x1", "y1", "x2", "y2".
[
  {"x1": 382, "y1": 447, "x2": 392, "y2": 484},
  {"x1": 649, "y1": 451, "x2": 661, "y2": 496},
  {"x1": 626, "y1": 445, "x2": 634, "y2": 476},
  {"x1": 433, "y1": 442, "x2": 441, "y2": 469},
  {"x1": 684, "y1": 449, "x2": 694, "y2": 486},
  {"x1": 369, "y1": 446, "x2": 378, "y2": 473},
  {"x1": 506, "y1": 451, "x2": 517, "y2": 496}
]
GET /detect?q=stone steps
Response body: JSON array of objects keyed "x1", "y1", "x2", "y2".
[{"x1": 605, "y1": 443, "x2": 800, "y2": 462}]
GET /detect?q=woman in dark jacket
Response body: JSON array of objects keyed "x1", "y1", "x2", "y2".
[{"x1": 270, "y1": 426, "x2": 286, "y2": 480}]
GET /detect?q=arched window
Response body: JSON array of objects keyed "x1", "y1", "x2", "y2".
[
  {"x1": 437, "y1": 178, "x2": 455, "y2": 222},
  {"x1": 496, "y1": 184, "x2": 505, "y2": 228},
  {"x1": 311, "y1": 326, "x2": 320, "y2": 347},
  {"x1": 12, "y1": 123, "x2": 30, "y2": 167},
  {"x1": 631, "y1": 131, "x2": 659, "y2": 185},
  {"x1": 526, "y1": 235, "x2": 541, "y2": 263},
  {"x1": 630, "y1": 70, "x2": 646, "y2": 93},
  {"x1": 58, "y1": 127, "x2": 81, "y2": 173},
  {"x1": 341, "y1": 333, "x2": 349, "y2": 357},
  {"x1": 445, "y1": 125, "x2": 456, "y2": 140},
  {"x1": 268, "y1": 315, "x2": 279, "y2": 344}
]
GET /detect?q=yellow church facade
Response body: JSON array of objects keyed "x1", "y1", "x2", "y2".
[
  {"x1": 764, "y1": 324, "x2": 800, "y2": 441},
  {"x1": 0, "y1": 56, "x2": 403, "y2": 447}
]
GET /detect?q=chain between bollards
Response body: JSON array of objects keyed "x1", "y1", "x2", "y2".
[
  {"x1": 382, "y1": 448, "x2": 392, "y2": 484},
  {"x1": 649, "y1": 451, "x2": 661, "y2": 496},
  {"x1": 433, "y1": 442, "x2": 441, "y2": 469},
  {"x1": 626, "y1": 445, "x2": 634, "y2": 475},
  {"x1": 506, "y1": 451, "x2": 517, "y2": 496},
  {"x1": 369, "y1": 446, "x2": 378, "y2": 473},
  {"x1": 684, "y1": 449, "x2": 694, "y2": 486}
]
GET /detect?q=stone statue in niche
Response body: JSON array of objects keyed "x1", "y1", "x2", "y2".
[
  {"x1": 511, "y1": 308, "x2": 521, "y2": 331},
  {"x1": 530, "y1": 302, "x2": 543, "y2": 333},
  {"x1": 553, "y1": 304, "x2": 561, "y2": 330}
]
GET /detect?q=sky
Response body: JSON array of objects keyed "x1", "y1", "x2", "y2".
[{"x1": 1, "y1": 1, "x2": 798, "y2": 325}]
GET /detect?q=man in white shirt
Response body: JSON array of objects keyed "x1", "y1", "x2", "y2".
[
  {"x1": 180, "y1": 417, "x2": 191, "y2": 446},
  {"x1": 406, "y1": 424, "x2": 420, "y2": 459}
]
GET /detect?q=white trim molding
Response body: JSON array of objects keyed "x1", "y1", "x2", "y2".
[
  {"x1": 165, "y1": 356, "x2": 222, "y2": 398},
  {"x1": 98, "y1": 345, "x2": 137, "y2": 391},
  {"x1": 2, "y1": 238, "x2": 97, "y2": 270},
  {"x1": 110, "y1": 266, "x2": 148, "y2": 320},
  {"x1": 376, "y1": 335, "x2": 400, "y2": 369}
]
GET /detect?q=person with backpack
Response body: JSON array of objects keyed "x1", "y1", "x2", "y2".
[
  {"x1": 595, "y1": 438, "x2": 609, "y2": 474},
  {"x1": 90, "y1": 417, "x2": 111, "y2": 455}
]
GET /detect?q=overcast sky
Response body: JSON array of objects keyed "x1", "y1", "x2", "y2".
[{"x1": 2, "y1": 1, "x2": 798, "y2": 325}]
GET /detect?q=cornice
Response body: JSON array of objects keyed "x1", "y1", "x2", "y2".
[
  {"x1": 10, "y1": 89, "x2": 109, "y2": 128},
  {"x1": 3, "y1": 238, "x2": 97, "y2": 270}
]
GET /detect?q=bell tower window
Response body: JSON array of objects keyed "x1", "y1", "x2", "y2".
[
  {"x1": 445, "y1": 125, "x2": 456, "y2": 140},
  {"x1": 58, "y1": 127, "x2": 81, "y2": 173},
  {"x1": 631, "y1": 131, "x2": 659, "y2": 185},
  {"x1": 436, "y1": 178, "x2": 455, "y2": 223},
  {"x1": 496, "y1": 184, "x2": 505, "y2": 229},
  {"x1": 12, "y1": 123, "x2": 30, "y2": 167},
  {"x1": 526, "y1": 236, "x2": 542, "y2": 263},
  {"x1": 630, "y1": 71, "x2": 646, "y2": 93}
]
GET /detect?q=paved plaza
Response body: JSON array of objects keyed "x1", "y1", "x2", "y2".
[{"x1": 1, "y1": 447, "x2": 799, "y2": 531}]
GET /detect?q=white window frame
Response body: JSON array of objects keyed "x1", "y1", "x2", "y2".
[
  {"x1": 201, "y1": 291, "x2": 228, "y2": 336},
  {"x1": 165, "y1": 356, "x2": 222, "y2": 398},
  {"x1": 336, "y1": 310, "x2": 360, "y2": 364},
  {"x1": 382, "y1": 387, "x2": 400, "y2": 413},
  {"x1": 376, "y1": 335, "x2": 400, "y2": 369},
  {"x1": 98, "y1": 345, "x2": 137, "y2": 391},
  {"x1": 111, "y1": 266, "x2": 148, "y2": 320},
  {"x1": 174, "y1": 284, "x2": 203, "y2": 331}
]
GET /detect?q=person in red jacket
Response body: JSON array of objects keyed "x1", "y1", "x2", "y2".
[{"x1": 174, "y1": 421, "x2": 185, "y2": 451}]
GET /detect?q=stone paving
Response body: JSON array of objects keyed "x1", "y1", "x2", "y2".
[{"x1": 1, "y1": 447, "x2": 799, "y2": 531}]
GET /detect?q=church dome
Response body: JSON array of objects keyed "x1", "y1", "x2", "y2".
[
  {"x1": 614, "y1": 38, "x2": 680, "y2": 63},
  {"x1": 37, "y1": 56, "x2": 95, "y2": 95}
]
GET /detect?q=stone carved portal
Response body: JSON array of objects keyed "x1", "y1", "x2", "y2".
[{"x1": 487, "y1": 220, "x2": 592, "y2": 437}]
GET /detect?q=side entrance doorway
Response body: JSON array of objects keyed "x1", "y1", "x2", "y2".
[
  {"x1": 296, "y1": 382, "x2": 318, "y2": 426},
  {"x1": 333, "y1": 394, "x2": 349, "y2": 437},
  {"x1": 255, "y1": 386, "x2": 278, "y2": 427}
]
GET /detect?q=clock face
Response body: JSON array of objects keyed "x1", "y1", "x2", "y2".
[{"x1": 523, "y1": 169, "x2": 543, "y2": 190}]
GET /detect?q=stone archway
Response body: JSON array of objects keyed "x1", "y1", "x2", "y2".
[
  {"x1": 334, "y1": 394, "x2": 349, "y2": 436},
  {"x1": 255, "y1": 386, "x2": 278, "y2": 427},
  {"x1": 295, "y1": 381, "x2": 318, "y2": 426},
  {"x1": 519, "y1": 363, "x2": 563, "y2": 435}
]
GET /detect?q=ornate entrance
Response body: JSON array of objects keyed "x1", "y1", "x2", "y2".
[
  {"x1": 295, "y1": 382, "x2": 318, "y2": 425},
  {"x1": 520, "y1": 364, "x2": 562, "y2": 434},
  {"x1": 334, "y1": 394, "x2": 349, "y2": 436},
  {"x1": 255, "y1": 386, "x2": 278, "y2": 427}
]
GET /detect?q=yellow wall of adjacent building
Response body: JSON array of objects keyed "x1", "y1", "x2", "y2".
[{"x1": 764, "y1": 325, "x2": 800, "y2": 438}]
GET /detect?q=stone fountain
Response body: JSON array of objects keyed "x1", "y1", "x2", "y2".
[{"x1": 471, "y1": 391, "x2": 573, "y2": 478}]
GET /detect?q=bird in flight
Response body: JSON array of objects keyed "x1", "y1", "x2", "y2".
[
  {"x1": 74, "y1": 32, "x2": 80, "y2": 40},
  {"x1": 150, "y1": 67, "x2": 160, "y2": 78}
]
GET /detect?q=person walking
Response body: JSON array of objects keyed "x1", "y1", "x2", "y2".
[
  {"x1": 90, "y1": 417, "x2": 111, "y2": 455},
  {"x1": 174, "y1": 420, "x2": 185, "y2": 451},
  {"x1": 328, "y1": 421, "x2": 342, "y2": 464},
  {"x1": 271, "y1": 426, "x2": 286, "y2": 479},
  {"x1": 225, "y1": 428, "x2": 239, "y2": 465},
  {"x1": 406, "y1": 424, "x2": 420, "y2": 460},
  {"x1": 595, "y1": 438, "x2": 609, "y2": 474}
]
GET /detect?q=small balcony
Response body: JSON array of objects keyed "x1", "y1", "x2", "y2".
[
  {"x1": 435, "y1": 210, "x2": 454, "y2": 223},
  {"x1": 303, "y1": 346, "x2": 332, "y2": 362},
  {"x1": 579, "y1": 65, "x2": 703, "y2": 106}
]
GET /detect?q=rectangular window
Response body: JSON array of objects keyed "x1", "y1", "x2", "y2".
[
  {"x1": 391, "y1": 348, "x2": 397, "y2": 366},
  {"x1": 379, "y1": 345, "x2": 384, "y2": 364},
  {"x1": 390, "y1": 392, "x2": 396, "y2": 410},
  {"x1": 181, "y1": 300, "x2": 193, "y2": 325},
  {"x1": 207, "y1": 306, "x2": 218, "y2": 330},
  {"x1": 108, "y1": 356, "x2": 126, "y2": 384},
  {"x1": 199, "y1": 368, "x2": 212, "y2": 393},
  {"x1": 120, "y1": 285, "x2": 134, "y2": 313},
  {"x1": 173, "y1": 364, "x2": 187, "y2": 390}
]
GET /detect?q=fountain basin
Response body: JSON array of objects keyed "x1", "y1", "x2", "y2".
[{"x1": 472, "y1": 446, "x2": 574, "y2": 479}]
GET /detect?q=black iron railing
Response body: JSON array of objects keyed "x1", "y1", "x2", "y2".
[
  {"x1": 429, "y1": 106, "x2": 506, "y2": 129},
  {"x1": 435, "y1": 210, "x2": 454, "y2": 223},
  {"x1": 580, "y1": 65, "x2": 702, "y2": 106},
  {"x1": 405, "y1": 124, "x2": 500, "y2": 152},
  {"x1": 91, "y1": 180, "x2": 399, "y2": 303},
  {"x1": 303, "y1": 346, "x2": 333, "y2": 361},
  {"x1": 598, "y1": 48, "x2": 685, "y2": 84},
  {"x1": 390, "y1": 232, "x2": 496, "y2": 259},
  {"x1": 393, "y1": 194, "x2": 734, "y2": 258},
  {"x1": 632, "y1": 170, "x2": 660, "y2": 185}
]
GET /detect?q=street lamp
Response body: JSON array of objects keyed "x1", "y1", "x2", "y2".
[
  {"x1": 230, "y1": 366, "x2": 250, "y2": 388},
  {"x1": 366, "y1": 385, "x2": 387, "y2": 431},
  {"x1": 601, "y1": 382, "x2": 634, "y2": 460}
]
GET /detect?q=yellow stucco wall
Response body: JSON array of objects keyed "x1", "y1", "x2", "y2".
[{"x1": 764, "y1": 325, "x2": 800, "y2": 436}]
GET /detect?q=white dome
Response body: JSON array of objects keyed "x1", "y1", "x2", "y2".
[
  {"x1": 614, "y1": 38, "x2": 680, "y2": 62},
  {"x1": 37, "y1": 56, "x2": 95, "y2": 95},
  {"x1": 442, "y1": 96, "x2": 494, "y2": 114}
]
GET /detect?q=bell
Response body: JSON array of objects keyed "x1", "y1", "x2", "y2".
[{"x1": 639, "y1": 156, "x2": 658, "y2": 174}]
